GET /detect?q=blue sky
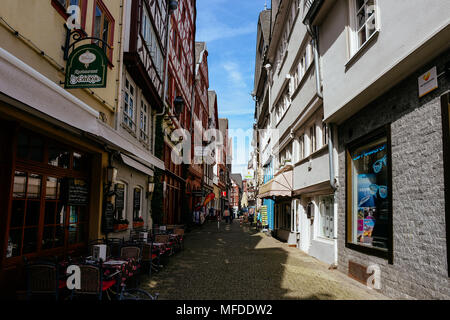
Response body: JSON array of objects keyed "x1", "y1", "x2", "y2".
[{"x1": 196, "y1": 0, "x2": 267, "y2": 177}]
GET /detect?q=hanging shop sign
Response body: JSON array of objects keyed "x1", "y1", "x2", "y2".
[
  {"x1": 65, "y1": 44, "x2": 108, "y2": 89},
  {"x1": 418, "y1": 66, "x2": 438, "y2": 98}
]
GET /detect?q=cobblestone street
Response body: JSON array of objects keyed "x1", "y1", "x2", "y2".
[{"x1": 140, "y1": 220, "x2": 388, "y2": 300}]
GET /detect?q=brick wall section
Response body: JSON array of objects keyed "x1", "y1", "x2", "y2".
[{"x1": 336, "y1": 49, "x2": 450, "y2": 299}]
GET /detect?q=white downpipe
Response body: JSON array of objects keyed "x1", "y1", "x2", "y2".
[{"x1": 0, "y1": 46, "x2": 99, "y2": 118}]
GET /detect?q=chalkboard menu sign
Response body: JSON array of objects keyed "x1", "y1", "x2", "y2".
[
  {"x1": 133, "y1": 188, "x2": 141, "y2": 211},
  {"x1": 115, "y1": 183, "x2": 125, "y2": 210},
  {"x1": 66, "y1": 178, "x2": 89, "y2": 206},
  {"x1": 102, "y1": 201, "x2": 115, "y2": 233}
]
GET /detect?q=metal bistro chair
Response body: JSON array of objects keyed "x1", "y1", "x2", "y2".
[
  {"x1": 154, "y1": 234, "x2": 176, "y2": 256},
  {"x1": 106, "y1": 238, "x2": 124, "y2": 258},
  {"x1": 173, "y1": 228, "x2": 185, "y2": 251},
  {"x1": 69, "y1": 263, "x2": 120, "y2": 301},
  {"x1": 140, "y1": 242, "x2": 162, "y2": 277},
  {"x1": 24, "y1": 257, "x2": 66, "y2": 301}
]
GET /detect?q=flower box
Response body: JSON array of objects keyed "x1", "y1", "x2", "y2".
[
  {"x1": 133, "y1": 221, "x2": 145, "y2": 229},
  {"x1": 113, "y1": 224, "x2": 128, "y2": 232}
]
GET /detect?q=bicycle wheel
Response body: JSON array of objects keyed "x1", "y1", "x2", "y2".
[{"x1": 120, "y1": 288, "x2": 159, "y2": 300}]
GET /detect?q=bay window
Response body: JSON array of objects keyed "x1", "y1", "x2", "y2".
[{"x1": 346, "y1": 126, "x2": 392, "y2": 262}]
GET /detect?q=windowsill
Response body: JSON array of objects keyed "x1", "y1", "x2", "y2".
[
  {"x1": 121, "y1": 122, "x2": 137, "y2": 138},
  {"x1": 345, "y1": 30, "x2": 379, "y2": 70},
  {"x1": 345, "y1": 242, "x2": 391, "y2": 262},
  {"x1": 294, "y1": 143, "x2": 328, "y2": 167}
]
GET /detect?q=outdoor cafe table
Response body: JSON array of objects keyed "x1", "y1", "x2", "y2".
[{"x1": 59, "y1": 257, "x2": 140, "y2": 287}]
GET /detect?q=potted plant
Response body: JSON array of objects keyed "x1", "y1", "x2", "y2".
[{"x1": 133, "y1": 216, "x2": 144, "y2": 229}]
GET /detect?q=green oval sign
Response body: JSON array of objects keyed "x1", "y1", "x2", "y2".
[{"x1": 65, "y1": 44, "x2": 108, "y2": 89}]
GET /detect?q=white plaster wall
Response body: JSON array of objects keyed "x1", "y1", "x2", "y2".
[{"x1": 320, "y1": 0, "x2": 450, "y2": 120}]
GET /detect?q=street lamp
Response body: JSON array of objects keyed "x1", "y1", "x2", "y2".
[
  {"x1": 169, "y1": 1, "x2": 179, "y2": 13},
  {"x1": 173, "y1": 95, "x2": 185, "y2": 116}
]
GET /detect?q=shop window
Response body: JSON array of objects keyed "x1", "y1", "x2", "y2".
[
  {"x1": 6, "y1": 130, "x2": 91, "y2": 261},
  {"x1": 73, "y1": 152, "x2": 89, "y2": 171},
  {"x1": 48, "y1": 143, "x2": 70, "y2": 169},
  {"x1": 68, "y1": 205, "x2": 88, "y2": 245},
  {"x1": 7, "y1": 172, "x2": 42, "y2": 258},
  {"x1": 318, "y1": 195, "x2": 334, "y2": 239},
  {"x1": 43, "y1": 178, "x2": 65, "y2": 250},
  {"x1": 346, "y1": 127, "x2": 392, "y2": 262},
  {"x1": 92, "y1": 0, "x2": 114, "y2": 62},
  {"x1": 16, "y1": 131, "x2": 44, "y2": 163}
]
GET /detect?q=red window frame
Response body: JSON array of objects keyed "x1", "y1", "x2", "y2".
[
  {"x1": 91, "y1": 0, "x2": 115, "y2": 66},
  {"x1": 51, "y1": 0, "x2": 88, "y2": 31}
]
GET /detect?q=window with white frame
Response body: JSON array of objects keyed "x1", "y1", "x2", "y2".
[
  {"x1": 123, "y1": 77, "x2": 136, "y2": 130},
  {"x1": 275, "y1": 1, "x2": 301, "y2": 72},
  {"x1": 298, "y1": 134, "x2": 305, "y2": 161},
  {"x1": 291, "y1": 41, "x2": 312, "y2": 91},
  {"x1": 310, "y1": 125, "x2": 316, "y2": 153},
  {"x1": 350, "y1": 0, "x2": 377, "y2": 54},
  {"x1": 140, "y1": 99, "x2": 149, "y2": 143},
  {"x1": 142, "y1": 6, "x2": 164, "y2": 77},
  {"x1": 322, "y1": 122, "x2": 328, "y2": 146},
  {"x1": 318, "y1": 195, "x2": 334, "y2": 239}
]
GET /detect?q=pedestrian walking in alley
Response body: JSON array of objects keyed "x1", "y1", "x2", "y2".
[{"x1": 224, "y1": 206, "x2": 231, "y2": 224}]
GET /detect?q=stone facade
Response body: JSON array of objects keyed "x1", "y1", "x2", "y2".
[{"x1": 337, "y1": 49, "x2": 450, "y2": 299}]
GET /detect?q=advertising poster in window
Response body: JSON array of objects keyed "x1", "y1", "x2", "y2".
[{"x1": 357, "y1": 174, "x2": 376, "y2": 245}]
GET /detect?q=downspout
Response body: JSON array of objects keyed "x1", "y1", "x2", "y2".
[
  {"x1": 114, "y1": 0, "x2": 125, "y2": 130},
  {"x1": 156, "y1": 2, "x2": 173, "y2": 117}
]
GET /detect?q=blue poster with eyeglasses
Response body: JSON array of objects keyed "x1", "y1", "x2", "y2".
[{"x1": 358, "y1": 173, "x2": 376, "y2": 208}]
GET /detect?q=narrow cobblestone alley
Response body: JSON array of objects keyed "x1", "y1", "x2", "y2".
[{"x1": 140, "y1": 220, "x2": 388, "y2": 300}]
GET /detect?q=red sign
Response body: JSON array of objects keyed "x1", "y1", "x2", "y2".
[{"x1": 221, "y1": 191, "x2": 227, "y2": 197}]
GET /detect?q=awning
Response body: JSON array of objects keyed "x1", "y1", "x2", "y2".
[
  {"x1": 120, "y1": 153, "x2": 154, "y2": 176},
  {"x1": 0, "y1": 47, "x2": 164, "y2": 171},
  {"x1": 258, "y1": 168, "x2": 293, "y2": 199}
]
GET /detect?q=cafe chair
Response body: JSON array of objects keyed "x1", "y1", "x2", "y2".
[
  {"x1": 106, "y1": 238, "x2": 123, "y2": 258},
  {"x1": 141, "y1": 242, "x2": 161, "y2": 277},
  {"x1": 173, "y1": 229, "x2": 185, "y2": 251},
  {"x1": 24, "y1": 257, "x2": 66, "y2": 301},
  {"x1": 154, "y1": 235, "x2": 175, "y2": 256},
  {"x1": 120, "y1": 246, "x2": 141, "y2": 261},
  {"x1": 69, "y1": 263, "x2": 119, "y2": 301}
]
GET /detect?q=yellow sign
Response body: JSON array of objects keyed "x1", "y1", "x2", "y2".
[{"x1": 260, "y1": 205, "x2": 268, "y2": 226}]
